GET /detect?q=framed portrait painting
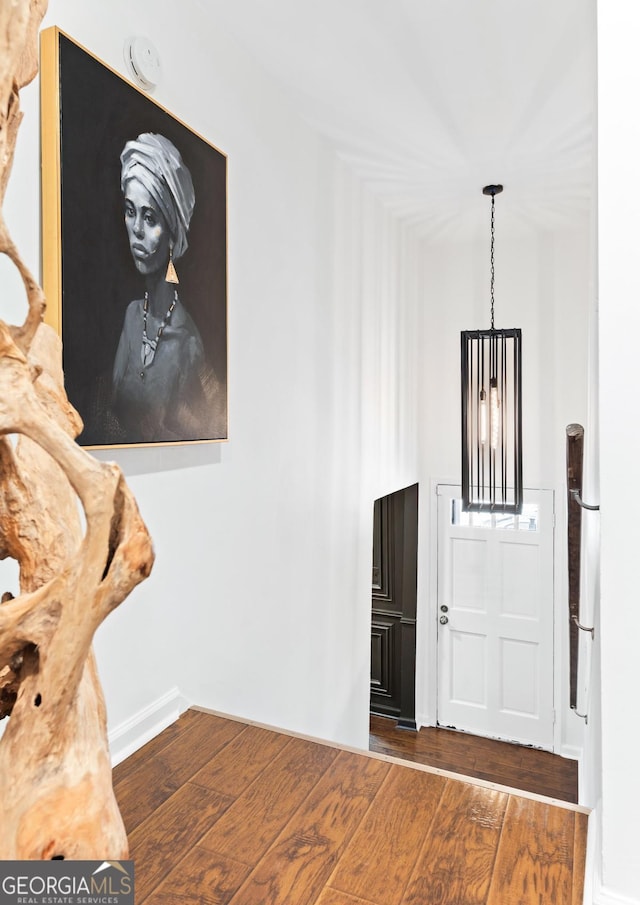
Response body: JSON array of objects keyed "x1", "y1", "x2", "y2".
[{"x1": 40, "y1": 28, "x2": 228, "y2": 448}]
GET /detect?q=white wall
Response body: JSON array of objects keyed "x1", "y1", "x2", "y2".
[
  {"x1": 577, "y1": 107, "x2": 601, "y2": 816},
  {"x1": 1, "y1": 0, "x2": 423, "y2": 751},
  {"x1": 415, "y1": 225, "x2": 592, "y2": 757},
  {"x1": 593, "y1": 2, "x2": 640, "y2": 902}
]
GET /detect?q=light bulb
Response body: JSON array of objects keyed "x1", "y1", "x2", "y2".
[
  {"x1": 490, "y1": 378, "x2": 500, "y2": 450},
  {"x1": 479, "y1": 389, "x2": 487, "y2": 445}
]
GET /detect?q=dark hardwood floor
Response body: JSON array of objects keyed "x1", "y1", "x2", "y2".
[
  {"x1": 113, "y1": 708, "x2": 588, "y2": 904},
  {"x1": 369, "y1": 714, "x2": 579, "y2": 803}
]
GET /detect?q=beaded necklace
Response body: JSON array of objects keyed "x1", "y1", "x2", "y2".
[{"x1": 141, "y1": 289, "x2": 177, "y2": 368}]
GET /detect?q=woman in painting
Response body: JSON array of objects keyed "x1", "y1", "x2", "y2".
[{"x1": 112, "y1": 132, "x2": 221, "y2": 443}]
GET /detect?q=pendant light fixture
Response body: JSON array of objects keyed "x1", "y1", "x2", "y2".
[{"x1": 461, "y1": 185, "x2": 522, "y2": 513}]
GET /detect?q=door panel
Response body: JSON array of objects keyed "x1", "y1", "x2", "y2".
[
  {"x1": 370, "y1": 614, "x2": 396, "y2": 698},
  {"x1": 451, "y1": 538, "x2": 487, "y2": 611},
  {"x1": 437, "y1": 486, "x2": 554, "y2": 749},
  {"x1": 500, "y1": 638, "x2": 538, "y2": 715},
  {"x1": 450, "y1": 631, "x2": 486, "y2": 706}
]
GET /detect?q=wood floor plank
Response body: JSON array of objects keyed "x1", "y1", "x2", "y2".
[
  {"x1": 517, "y1": 745, "x2": 574, "y2": 766},
  {"x1": 227, "y1": 750, "x2": 390, "y2": 905},
  {"x1": 112, "y1": 708, "x2": 202, "y2": 786},
  {"x1": 470, "y1": 754, "x2": 574, "y2": 784},
  {"x1": 198, "y1": 737, "x2": 339, "y2": 865},
  {"x1": 470, "y1": 755, "x2": 540, "y2": 776},
  {"x1": 572, "y1": 814, "x2": 588, "y2": 905},
  {"x1": 469, "y1": 769, "x2": 575, "y2": 802},
  {"x1": 128, "y1": 781, "x2": 234, "y2": 903},
  {"x1": 192, "y1": 724, "x2": 290, "y2": 797},
  {"x1": 315, "y1": 890, "x2": 377, "y2": 905},
  {"x1": 369, "y1": 716, "x2": 578, "y2": 803},
  {"x1": 486, "y1": 795, "x2": 576, "y2": 905},
  {"x1": 402, "y1": 780, "x2": 508, "y2": 905},
  {"x1": 139, "y1": 846, "x2": 252, "y2": 905},
  {"x1": 328, "y1": 765, "x2": 447, "y2": 905},
  {"x1": 114, "y1": 713, "x2": 245, "y2": 832}
]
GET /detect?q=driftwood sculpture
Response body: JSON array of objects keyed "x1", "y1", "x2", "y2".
[{"x1": 0, "y1": 0, "x2": 154, "y2": 858}]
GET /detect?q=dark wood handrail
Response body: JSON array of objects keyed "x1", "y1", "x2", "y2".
[
  {"x1": 566, "y1": 423, "x2": 597, "y2": 718},
  {"x1": 566, "y1": 423, "x2": 584, "y2": 711}
]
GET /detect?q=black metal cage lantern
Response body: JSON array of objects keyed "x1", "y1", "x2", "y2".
[
  {"x1": 461, "y1": 186, "x2": 523, "y2": 513},
  {"x1": 461, "y1": 327, "x2": 522, "y2": 512}
]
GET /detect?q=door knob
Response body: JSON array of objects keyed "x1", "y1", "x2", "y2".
[
  {"x1": 440, "y1": 605, "x2": 448, "y2": 613},
  {"x1": 439, "y1": 615, "x2": 448, "y2": 625}
]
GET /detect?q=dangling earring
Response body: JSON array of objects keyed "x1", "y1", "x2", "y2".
[{"x1": 165, "y1": 243, "x2": 179, "y2": 284}]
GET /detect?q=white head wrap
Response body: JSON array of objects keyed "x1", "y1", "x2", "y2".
[{"x1": 120, "y1": 133, "x2": 195, "y2": 260}]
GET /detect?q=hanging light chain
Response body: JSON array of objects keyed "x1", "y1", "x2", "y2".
[
  {"x1": 483, "y1": 184, "x2": 502, "y2": 330},
  {"x1": 490, "y1": 193, "x2": 495, "y2": 330}
]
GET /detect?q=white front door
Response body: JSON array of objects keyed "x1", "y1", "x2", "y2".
[{"x1": 436, "y1": 485, "x2": 555, "y2": 750}]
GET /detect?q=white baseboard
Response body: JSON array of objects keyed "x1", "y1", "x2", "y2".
[
  {"x1": 108, "y1": 687, "x2": 187, "y2": 766},
  {"x1": 585, "y1": 804, "x2": 640, "y2": 905},
  {"x1": 584, "y1": 805, "x2": 600, "y2": 905},
  {"x1": 416, "y1": 713, "x2": 430, "y2": 731}
]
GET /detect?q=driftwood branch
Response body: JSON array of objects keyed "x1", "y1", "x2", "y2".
[{"x1": 0, "y1": 1, "x2": 155, "y2": 859}]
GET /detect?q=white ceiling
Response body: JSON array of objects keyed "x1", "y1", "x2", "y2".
[{"x1": 200, "y1": 0, "x2": 596, "y2": 241}]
